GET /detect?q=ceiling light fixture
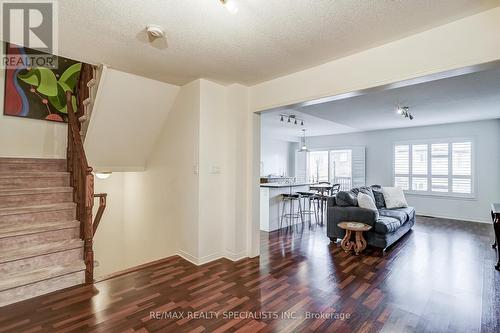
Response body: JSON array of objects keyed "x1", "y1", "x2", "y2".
[
  {"x1": 146, "y1": 25, "x2": 165, "y2": 38},
  {"x1": 279, "y1": 114, "x2": 305, "y2": 127},
  {"x1": 220, "y1": 0, "x2": 238, "y2": 14},
  {"x1": 396, "y1": 106, "x2": 414, "y2": 120},
  {"x1": 299, "y1": 129, "x2": 309, "y2": 152}
]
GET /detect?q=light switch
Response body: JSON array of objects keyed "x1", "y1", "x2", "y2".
[{"x1": 210, "y1": 165, "x2": 222, "y2": 174}]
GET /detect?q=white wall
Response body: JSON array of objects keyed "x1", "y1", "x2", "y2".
[
  {"x1": 0, "y1": 69, "x2": 67, "y2": 158},
  {"x1": 260, "y1": 137, "x2": 296, "y2": 177},
  {"x1": 85, "y1": 67, "x2": 180, "y2": 171},
  {"x1": 93, "y1": 173, "x2": 125, "y2": 277},
  {"x1": 92, "y1": 79, "x2": 256, "y2": 275},
  {"x1": 198, "y1": 80, "x2": 252, "y2": 262},
  {"x1": 92, "y1": 80, "x2": 200, "y2": 277},
  {"x1": 306, "y1": 120, "x2": 500, "y2": 222}
]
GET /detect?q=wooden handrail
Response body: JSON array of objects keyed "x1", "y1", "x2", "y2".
[
  {"x1": 93, "y1": 193, "x2": 107, "y2": 236},
  {"x1": 66, "y1": 90, "x2": 102, "y2": 284}
]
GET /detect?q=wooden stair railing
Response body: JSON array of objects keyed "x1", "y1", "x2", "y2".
[
  {"x1": 66, "y1": 91, "x2": 106, "y2": 284},
  {"x1": 93, "y1": 193, "x2": 107, "y2": 236}
]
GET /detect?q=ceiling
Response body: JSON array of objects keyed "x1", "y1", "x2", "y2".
[
  {"x1": 51, "y1": 0, "x2": 500, "y2": 85},
  {"x1": 261, "y1": 68, "x2": 500, "y2": 140}
]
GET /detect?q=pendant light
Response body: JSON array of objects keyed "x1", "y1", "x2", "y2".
[{"x1": 299, "y1": 129, "x2": 309, "y2": 152}]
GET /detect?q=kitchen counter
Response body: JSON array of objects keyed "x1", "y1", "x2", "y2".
[
  {"x1": 260, "y1": 183, "x2": 312, "y2": 232},
  {"x1": 260, "y1": 182, "x2": 313, "y2": 188}
]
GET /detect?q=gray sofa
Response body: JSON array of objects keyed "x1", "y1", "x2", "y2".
[{"x1": 327, "y1": 185, "x2": 415, "y2": 250}]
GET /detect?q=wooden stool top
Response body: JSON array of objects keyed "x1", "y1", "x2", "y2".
[{"x1": 337, "y1": 222, "x2": 372, "y2": 232}]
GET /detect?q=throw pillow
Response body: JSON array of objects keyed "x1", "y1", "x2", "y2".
[
  {"x1": 352, "y1": 186, "x2": 375, "y2": 201},
  {"x1": 357, "y1": 192, "x2": 378, "y2": 212},
  {"x1": 336, "y1": 191, "x2": 358, "y2": 207},
  {"x1": 382, "y1": 187, "x2": 408, "y2": 209},
  {"x1": 371, "y1": 185, "x2": 386, "y2": 209}
]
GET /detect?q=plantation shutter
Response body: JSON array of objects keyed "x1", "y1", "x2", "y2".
[{"x1": 351, "y1": 146, "x2": 366, "y2": 188}]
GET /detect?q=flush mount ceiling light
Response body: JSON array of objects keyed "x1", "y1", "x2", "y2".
[
  {"x1": 396, "y1": 106, "x2": 414, "y2": 120},
  {"x1": 146, "y1": 25, "x2": 165, "y2": 38},
  {"x1": 220, "y1": 0, "x2": 238, "y2": 14}
]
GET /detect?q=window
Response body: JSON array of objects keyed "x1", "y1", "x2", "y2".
[
  {"x1": 393, "y1": 139, "x2": 473, "y2": 197},
  {"x1": 330, "y1": 150, "x2": 353, "y2": 190},
  {"x1": 308, "y1": 151, "x2": 329, "y2": 182},
  {"x1": 304, "y1": 147, "x2": 365, "y2": 190}
]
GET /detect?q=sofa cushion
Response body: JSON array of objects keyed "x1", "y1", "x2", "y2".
[
  {"x1": 357, "y1": 192, "x2": 378, "y2": 212},
  {"x1": 378, "y1": 208, "x2": 407, "y2": 224},
  {"x1": 399, "y1": 207, "x2": 416, "y2": 220},
  {"x1": 382, "y1": 187, "x2": 408, "y2": 209},
  {"x1": 370, "y1": 185, "x2": 386, "y2": 209},
  {"x1": 374, "y1": 216, "x2": 402, "y2": 234},
  {"x1": 379, "y1": 207, "x2": 415, "y2": 223},
  {"x1": 336, "y1": 191, "x2": 358, "y2": 207}
]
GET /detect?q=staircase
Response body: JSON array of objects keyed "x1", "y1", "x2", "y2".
[
  {"x1": 0, "y1": 158, "x2": 85, "y2": 307},
  {"x1": 77, "y1": 64, "x2": 103, "y2": 141}
]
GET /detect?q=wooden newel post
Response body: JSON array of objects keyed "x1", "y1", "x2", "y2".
[{"x1": 84, "y1": 168, "x2": 94, "y2": 283}]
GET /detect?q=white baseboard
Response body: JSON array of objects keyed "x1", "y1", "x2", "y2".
[
  {"x1": 176, "y1": 250, "x2": 201, "y2": 265},
  {"x1": 225, "y1": 250, "x2": 248, "y2": 261},
  {"x1": 416, "y1": 212, "x2": 491, "y2": 224},
  {"x1": 176, "y1": 250, "x2": 249, "y2": 266},
  {"x1": 198, "y1": 252, "x2": 224, "y2": 265}
]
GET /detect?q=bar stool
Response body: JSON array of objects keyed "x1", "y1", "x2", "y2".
[
  {"x1": 296, "y1": 191, "x2": 318, "y2": 227},
  {"x1": 280, "y1": 193, "x2": 303, "y2": 230}
]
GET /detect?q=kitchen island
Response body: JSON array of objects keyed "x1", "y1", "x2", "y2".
[{"x1": 260, "y1": 183, "x2": 312, "y2": 232}]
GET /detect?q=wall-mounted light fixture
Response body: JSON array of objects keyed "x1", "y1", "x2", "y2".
[
  {"x1": 220, "y1": 0, "x2": 238, "y2": 14},
  {"x1": 95, "y1": 172, "x2": 112, "y2": 180}
]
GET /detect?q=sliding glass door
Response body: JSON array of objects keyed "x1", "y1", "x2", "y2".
[{"x1": 330, "y1": 150, "x2": 352, "y2": 190}]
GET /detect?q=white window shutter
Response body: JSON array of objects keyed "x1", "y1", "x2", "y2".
[
  {"x1": 394, "y1": 140, "x2": 473, "y2": 197},
  {"x1": 351, "y1": 146, "x2": 365, "y2": 188},
  {"x1": 394, "y1": 145, "x2": 409, "y2": 174}
]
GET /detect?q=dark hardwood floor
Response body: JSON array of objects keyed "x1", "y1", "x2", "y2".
[{"x1": 0, "y1": 216, "x2": 498, "y2": 333}]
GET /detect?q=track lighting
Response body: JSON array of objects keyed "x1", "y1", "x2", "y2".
[
  {"x1": 396, "y1": 106, "x2": 414, "y2": 120},
  {"x1": 279, "y1": 114, "x2": 305, "y2": 127}
]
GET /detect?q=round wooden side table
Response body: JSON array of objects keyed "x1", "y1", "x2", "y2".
[{"x1": 337, "y1": 222, "x2": 372, "y2": 255}]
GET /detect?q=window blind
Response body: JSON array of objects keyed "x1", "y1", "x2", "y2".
[{"x1": 394, "y1": 139, "x2": 473, "y2": 197}]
